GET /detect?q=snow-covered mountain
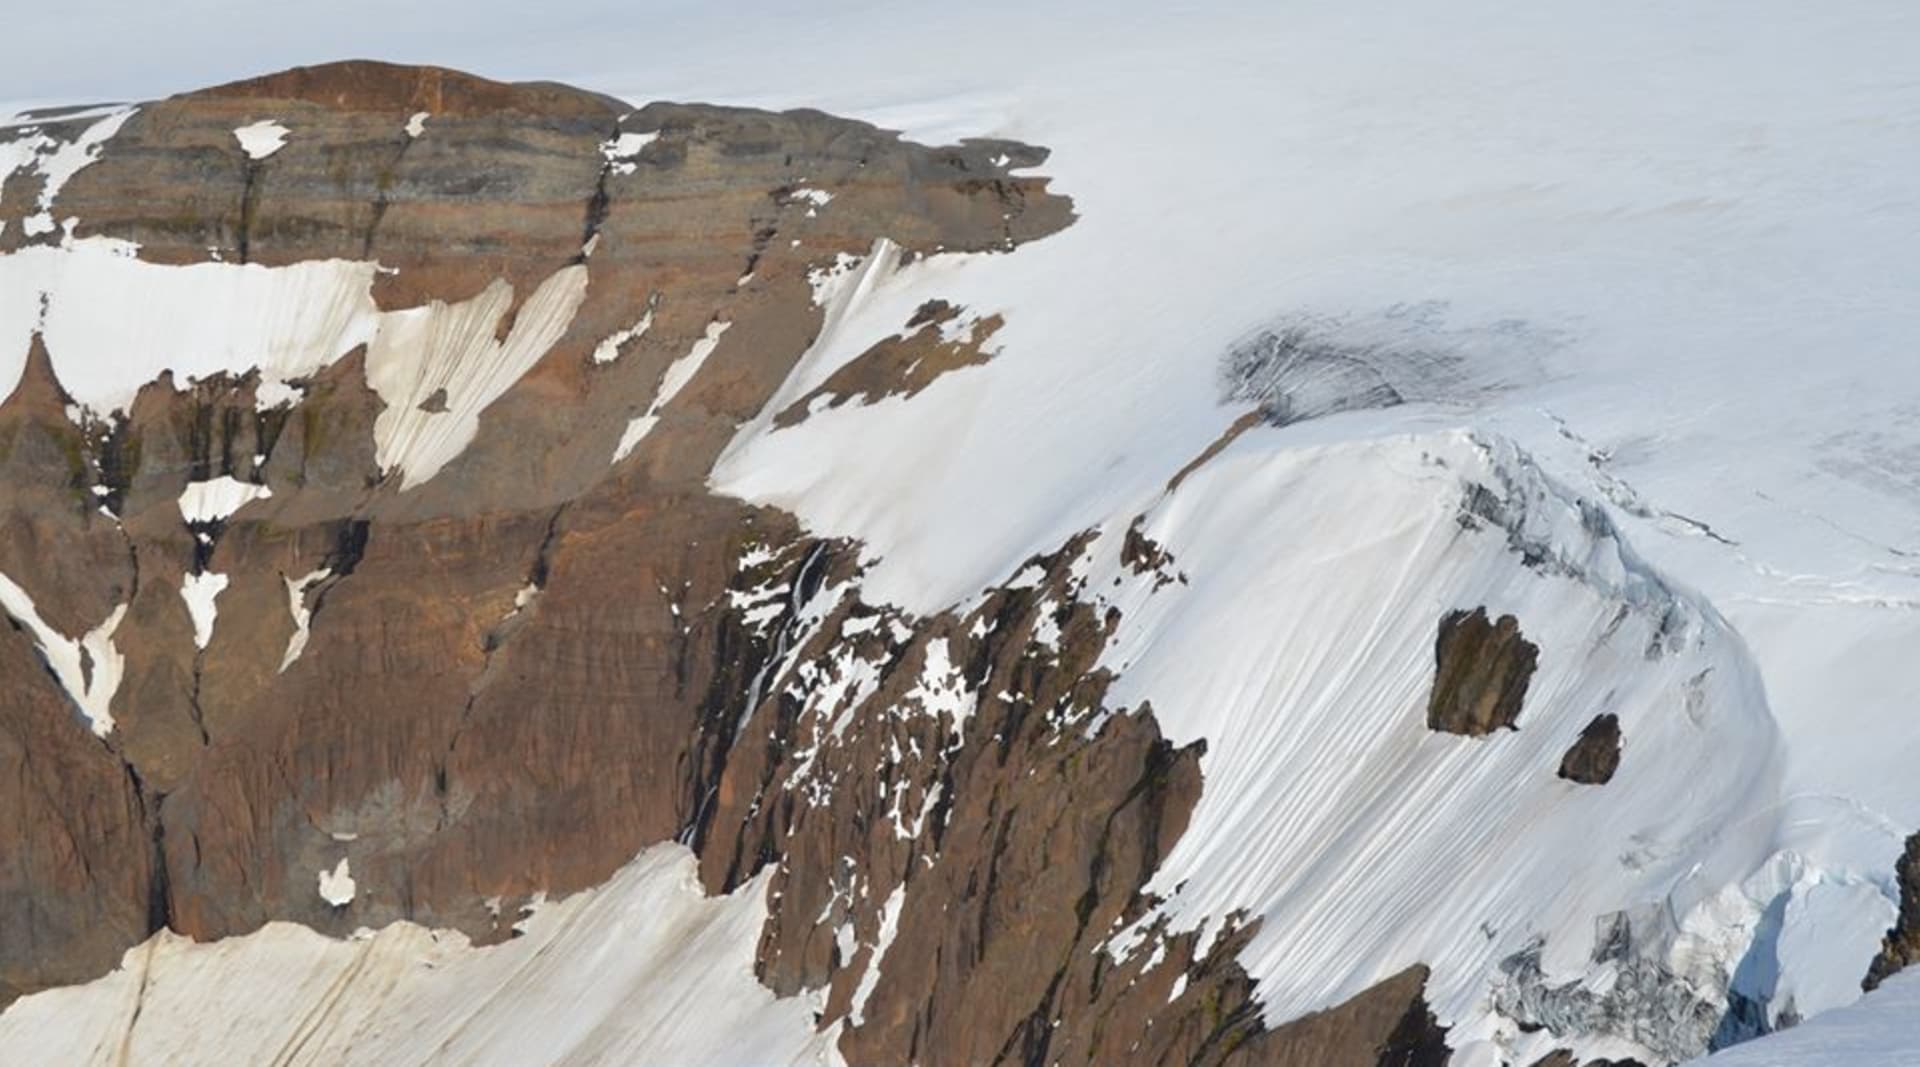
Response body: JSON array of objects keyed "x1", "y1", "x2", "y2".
[{"x1": 0, "y1": 4, "x2": 1917, "y2": 1065}]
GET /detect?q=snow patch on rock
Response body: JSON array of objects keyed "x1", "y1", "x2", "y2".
[
  {"x1": 233, "y1": 119, "x2": 289, "y2": 160},
  {"x1": 1, "y1": 244, "x2": 591, "y2": 488},
  {"x1": 177, "y1": 475, "x2": 272, "y2": 524},
  {"x1": 611, "y1": 319, "x2": 729, "y2": 463},
  {"x1": 366, "y1": 264, "x2": 590, "y2": 488},
  {"x1": 0, "y1": 573, "x2": 126, "y2": 736},
  {"x1": 278, "y1": 568, "x2": 331, "y2": 672},
  {"x1": 847, "y1": 883, "x2": 905, "y2": 1028},
  {"x1": 592, "y1": 301, "x2": 655, "y2": 364},
  {"x1": 0, "y1": 106, "x2": 136, "y2": 238},
  {"x1": 600, "y1": 130, "x2": 657, "y2": 175},
  {"x1": 179, "y1": 571, "x2": 229, "y2": 650},
  {"x1": 317, "y1": 857, "x2": 356, "y2": 907}
]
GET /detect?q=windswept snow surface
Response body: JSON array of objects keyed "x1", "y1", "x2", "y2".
[{"x1": 0, "y1": 844, "x2": 839, "y2": 1067}]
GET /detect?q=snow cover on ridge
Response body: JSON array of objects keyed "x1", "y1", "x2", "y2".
[
  {"x1": 1080, "y1": 428, "x2": 1890, "y2": 1063},
  {"x1": 0, "y1": 843, "x2": 839, "y2": 1066}
]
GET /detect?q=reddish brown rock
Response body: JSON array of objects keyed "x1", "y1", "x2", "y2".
[
  {"x1": 0, "y1": 624, "x2": 155, "y2": 1005},
  {"x1": 1557, "y1": 714, "x2": 1622, "y2": 785},
  {"x1": 773, "y1": 300, "x2": 1003, "y2": 428},
  {"x1": 1428, "y1": 607, "x2": 1539, "y2": 736}
]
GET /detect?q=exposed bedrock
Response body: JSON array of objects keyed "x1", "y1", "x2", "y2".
[
  {"x1": 1427, "y1": 606, "x2": 1539, "y2": 736},
  {"x1": 1557, "y1": 714, "x2": 1622, "y2": 785}
]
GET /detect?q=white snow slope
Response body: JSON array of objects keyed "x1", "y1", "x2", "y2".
[
  {"x1": 3, "y1": 2, "x2": 1919, "y2": 1064},
  {"x1": 0, "y1": 844, "x2": 839, "y2": 1067}
]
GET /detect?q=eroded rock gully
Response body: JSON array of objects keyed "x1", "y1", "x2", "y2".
[{"x1": 0, "y1": 61, "x2": 1453, "y2": 1064}]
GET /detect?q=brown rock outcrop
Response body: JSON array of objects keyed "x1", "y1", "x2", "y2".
[
  {"x1": 772, "y1": 300, "x2": 1003, "y2": 428},
  {"x1": 1557, "y1": 714, "x2": 1622, "y2": 785},
  {"x1": 1428, "y1": 607, "x2": 1539, "y2": 736}
]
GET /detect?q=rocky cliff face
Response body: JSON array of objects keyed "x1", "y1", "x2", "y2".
[{"x1": 0, "y1": 61, "x2": 1454, "y2": 1064}]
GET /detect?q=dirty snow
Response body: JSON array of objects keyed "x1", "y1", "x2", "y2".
[{"x1": 0, "y1": 843, "x2": 840, "y2": 1066}]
